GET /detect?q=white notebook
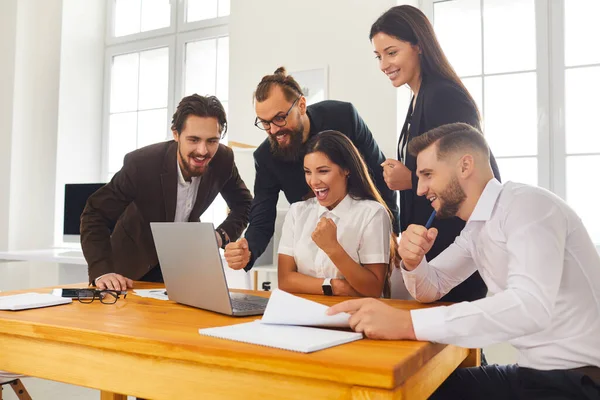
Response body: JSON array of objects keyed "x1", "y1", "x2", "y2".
[
  {"x1": 198, "y1": 289, "x2": 362, "y2": 353},
  {"x1": 199, "y1": 320, "x2": 362, "y2": 353},
  {"x1": 0, "y1": 293, "x2": 72, "y2": 311}
]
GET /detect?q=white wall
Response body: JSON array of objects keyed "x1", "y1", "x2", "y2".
[
  {"x1": 0, "y1": 0, "x2": 105, "y2": 252},
  {"x1": 53, "y1": 0, "x2": 106, "y2": 246},
  {"x1": 0, "y1": 0, "x2": 19, "y2": 251},
  {"x1": 228, "y1": 0, "x2": 400, "y2": 159},
  {"x1": 8, "y1": 0, "x2": 63, "y2": 250}
]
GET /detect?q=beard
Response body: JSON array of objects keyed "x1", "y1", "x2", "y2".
[
  {"x1": 178, "y1": 145, "x2": 211, "y2": 178},
  {"x1": 436, "y1": 175, "x2": 467, "y2": 219},
  {"x1": 268, "y1": 123, "x2": 305, "y2": 162}
]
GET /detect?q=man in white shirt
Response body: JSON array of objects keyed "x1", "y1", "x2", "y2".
[{"x1": 328, "y1": 122, "x2": 600, "y2": 398}]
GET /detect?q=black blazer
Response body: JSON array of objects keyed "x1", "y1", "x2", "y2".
[
  {"x1": 400, "y1": 77, "x2": 501, "y2": 302},
  {"x1": 81, "y1": 141, "x2": 252, "y2": 283}
]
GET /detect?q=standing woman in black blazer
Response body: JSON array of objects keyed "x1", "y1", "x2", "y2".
[{"x1": 370, "y1": 5, "x2": 501, "y2": 302}]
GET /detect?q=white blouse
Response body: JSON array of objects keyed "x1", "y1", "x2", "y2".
[{"x1": 278, "y1": 195, "x2": 391, "y2": 279}]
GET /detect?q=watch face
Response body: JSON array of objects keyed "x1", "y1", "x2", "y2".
[{"x1": 323, "y1": 285, "x2": 333, "y2": 296}]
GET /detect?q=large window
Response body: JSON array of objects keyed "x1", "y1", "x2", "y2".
[
  {"x1": 422, "y1": 0, "x2": 600, "y2": 245},
  {"x1": 104, "y1": 0, "x2": 230, "y2": 224}
]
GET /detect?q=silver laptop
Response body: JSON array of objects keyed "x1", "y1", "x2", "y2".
[{"x1": 150, "y1": 222, "x2": 268, "y2": 316}]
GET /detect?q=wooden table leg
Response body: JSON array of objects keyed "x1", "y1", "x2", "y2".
[
  {"x1": 100, "y1": 391, "x2": 127, "y2": 400},
  {"x1": 253, "y1": 270, "x2": 258, "y2": 291},
  {"x1": 458, "y1": 348, "x2": 481, "y2": 368}
]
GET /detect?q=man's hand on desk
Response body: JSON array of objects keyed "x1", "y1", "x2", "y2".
[
  {"x1": 95, "y1": 273, "x2": 133, "y2": 291},
  {"x1": 224, "y1": 238, "x2": 251, "y2": 270},
  {"x1": 327, "y1": 298, "x2": 416, "y2": 340}
]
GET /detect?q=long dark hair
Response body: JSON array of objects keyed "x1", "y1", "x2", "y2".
[
  {"x1": 370, "y1": 5, "x2": 480, "y2": 120},
  {"x1": 305, "y1": 130, "x2": 398, "y2": 297}
]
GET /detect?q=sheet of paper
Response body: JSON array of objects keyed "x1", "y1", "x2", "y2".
[
  {"x1": 199, "y1": 320, "x2": 362, "y2": 353},
  {"x1": 132, "y1": 289, "x2": 169, "y2": 301},
  {"x1": 260, "y1": 289, "x2": 351, "y2": 328},
  {"x1": 0, "y1": 293, "x2": 72, "y2": 311}
]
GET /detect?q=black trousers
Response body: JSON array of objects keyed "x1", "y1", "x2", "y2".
[{"x1": 430, "y1": 364, "x2": 600, "y2": 400}]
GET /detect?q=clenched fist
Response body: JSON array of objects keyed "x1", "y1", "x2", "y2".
[
  {"x1": 311, "y1": 217, "x2": 340, "y2": 255},
  {"x1": 381, "y1": 158, "x2": 412, "y2": 191},
  {"x1": 398, "y1": 224, "x2": 438, "y2": 270},
  {"x1": 224, "y1": 238, "x2": 252, "y2": 270}
]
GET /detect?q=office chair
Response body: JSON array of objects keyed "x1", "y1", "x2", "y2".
[{"x1": 0, "y1": 378, "x2": 32, "y2": 400}]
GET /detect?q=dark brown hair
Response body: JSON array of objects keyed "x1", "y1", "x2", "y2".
[
  {"x1": 171, "y1": 94, "x2": 227, "y2": 137},
  {"x1": 305, "y1": 130, "x2": 398, "y2": 297},
  {"x1": 254, "y1": 66, "x2": 304, "y2": 103},
  {"x1": 370, "y1": 5, "x2": 480, "y2": 120},
  {"x1": 408, "y1": 122, "x2": 490, "y2": 160}
]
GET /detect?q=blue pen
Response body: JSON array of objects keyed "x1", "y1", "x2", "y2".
[{"x1": 425, "y1": 210, "x2": 437, "y2": 229}]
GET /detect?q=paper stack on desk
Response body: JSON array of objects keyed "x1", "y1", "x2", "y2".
[
  {"x1": 132, "y1": 289, "x2": 169, "y2": 301},
  {"x1": 198, "y1": 289, "x2": 362, "y2": 353},
  {"x1": 0, "y1": 293, "x2": 72, "y2": 311}
]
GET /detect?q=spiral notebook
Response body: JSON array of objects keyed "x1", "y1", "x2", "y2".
[{"x1": 198, "y1": 289, "x2": 363, "y2": 353}]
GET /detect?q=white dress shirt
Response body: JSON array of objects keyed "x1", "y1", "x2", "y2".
[
  {"x1": 174, "y1": 162, "x2": 201, "y2": 222},
  {"x1": 403, "y1": 179, "x2": 600, "y2": 370},
  {"x1": 278, "y1": 195, "x2": 391, "y2": 279}
]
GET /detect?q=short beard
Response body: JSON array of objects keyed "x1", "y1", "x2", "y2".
[
  {"x1": 436, "y1": 175, "x2": 466, "y2": 219},
  {"x1": 268, "y1": 124, "x2": 305, "y2": 162},
  {"x1": 178, "y1": 145, "x2": 208, "y2": 178}
]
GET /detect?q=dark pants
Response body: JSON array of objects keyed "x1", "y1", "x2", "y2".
[
  {"x1": 139, "y1": 265, "x2": 164, "y2": 283},
  {"x1": 430, "y1": 364, "x2": 600, "y2": 400}
]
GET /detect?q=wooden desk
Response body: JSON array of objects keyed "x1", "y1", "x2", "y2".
[{"x1": 0, "y1": 283, "x2": 477, "y2": 399}]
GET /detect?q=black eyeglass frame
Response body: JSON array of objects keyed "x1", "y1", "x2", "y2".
[
  {"x1": 254, "y1": 96, "x2": 301, "y2": 131},
  {"x1": 76, "y1": 289, "x2": 127, "y2": 304}
]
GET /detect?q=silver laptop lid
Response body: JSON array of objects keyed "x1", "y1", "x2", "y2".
[{"x1": 150, "y1": 222, "x2": 234, "y2": 315}]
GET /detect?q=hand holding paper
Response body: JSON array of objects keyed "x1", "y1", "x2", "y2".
[
  {"x1": 198, "y1": 289, "x2": 362, "y2": 353},
  {"x1": 260, "y1": 289, "x2": 352, "y2": 328}
]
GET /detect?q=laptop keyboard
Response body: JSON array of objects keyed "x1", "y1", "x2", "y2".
[{"x1": 230, "y1": 294, "x2": 269, "y2": 312}]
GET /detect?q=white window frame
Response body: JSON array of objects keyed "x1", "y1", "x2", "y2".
[
  {"x1": 174, "y1": 25, "x2": 229, "y2": 104},
  {"x1": 101, "y1": 36, "x2": 177, "y2": 179},
  {"x1": 420, "y1": 0, "x2": 600, "y2": 249},
  {"x1": 102, "y1": 0, "x2": 229, "y2": 180}
]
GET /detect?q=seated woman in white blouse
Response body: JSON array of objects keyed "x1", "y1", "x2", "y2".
[{"x1": 277, "y1": 130, "x2": 395, "y2": 298}]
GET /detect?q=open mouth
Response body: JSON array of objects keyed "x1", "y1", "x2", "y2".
[
  {"x1": 274, "y1": 132, "x2": 290, "y2": 145},
  {"x1": 386, "y1": 69, "x2": 400, "y2": 80},
  {"x1": 190, "y1": 155, "x2": 209, "y2": 168},
  {"x1": 314, "y1": 188, "x2": 329, "y2": 201},
  {"x1": 428, "y1": 195, "x2": 438, "y2": 207}
]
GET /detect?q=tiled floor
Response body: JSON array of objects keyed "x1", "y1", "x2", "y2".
[{"x1": 0, "y1": 260, "x2": 517, "y2": 399}]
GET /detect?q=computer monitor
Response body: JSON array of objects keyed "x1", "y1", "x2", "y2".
[{"x1": 63, "y1": 183, "x2": 105, "y2": 243}]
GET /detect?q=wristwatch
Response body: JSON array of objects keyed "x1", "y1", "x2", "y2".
[
  {"x1": 322, "y1": 278, "x2": 333, "y2": 296},
  {"x1": 216, "y1": 228, "x2": 230, "y2": 250}
]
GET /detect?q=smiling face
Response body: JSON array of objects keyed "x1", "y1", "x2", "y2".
[
  {"x1": 255, "y1": 86, "x2": 306, "y2": 161},
  {"x1": 304, "y1": 151, "x2": 349, "y2": 210},
  {"x1": 372, "y1": 32, "x2": 422, "y2": 89},
  {"x1": 172, "y1": 115, "x2": 221, "y2": 180},
  {"x1": 415, "y1": 144, "x2": 466, "y2": 219}
]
